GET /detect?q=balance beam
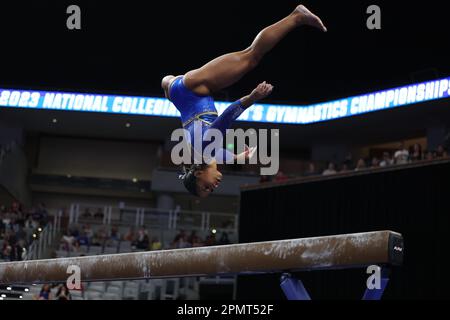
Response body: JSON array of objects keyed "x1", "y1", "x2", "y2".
[{"x1": 0, "y1": 230, "x2": 403, "y2": 286}]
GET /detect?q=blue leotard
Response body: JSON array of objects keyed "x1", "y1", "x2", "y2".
[{"x1": 169, "y1": 76, "x2": 246, "y2": 163}]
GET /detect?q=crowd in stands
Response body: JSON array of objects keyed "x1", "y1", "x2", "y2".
[
  {"x1": 52, "y1": 223, "x2": 234, "y2": 300},
  {"x1": 0, "y1": 201, "x2": 49, "y2": 261},
  {"x1": 81, "y1": 207, "x2": 105, "y2": 220},
  {"x1": 261, "y1": 142, "x2": 449, "y2": 183},
  {"x1": 36, "y1": 283, "x2": 72, "y2": 300},
  {"x1": 318, "y1": 143, "x2": 449, "y2": 177},
  {"x1": 59, "y1": 223, "x2": 233, "y2": 254},
  {"x1": 170, "y1": 229, "x2": 231, "y2": 249},
  {"x1": 60, "y1": 223, "x2": 109, "y2": 252}
]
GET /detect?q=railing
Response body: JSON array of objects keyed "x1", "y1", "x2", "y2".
[
  {"x1": 24, "y1": 212, "x2": 62, "y2": 261},
  {"x1": 68, "y1": 203, "x2": 238, "y2": 234},
  {"x1": 69, "y1": 203, "x2": 112, "y2": 225}
]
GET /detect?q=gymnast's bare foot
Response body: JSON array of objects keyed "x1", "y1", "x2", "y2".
[{"x1": 293, "y1": 4, "x2": 327, "y2": 32}]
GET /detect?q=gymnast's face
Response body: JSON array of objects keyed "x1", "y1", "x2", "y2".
[{"x1": 195, "y1": 162, "x2": 223, "y2": 198}]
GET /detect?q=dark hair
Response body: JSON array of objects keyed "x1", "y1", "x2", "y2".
[
  {"x1": 56, "y1": 283, "x2": 71, "y2": 300},
  {"x1": 179, "y1": 165, "x2": 205, "y2": 196}
]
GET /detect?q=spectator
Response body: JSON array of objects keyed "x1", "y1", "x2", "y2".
[
  {"x1": 2, "y1": 240, "x2": 12, "y2": 261},
  {"x1": 343, "y1": 152, "x2": 354, "y2": 169},
  {"x1": 322, "y1": 162, "x2": 337, "y2": 176},
  {"x1": 219, "y1": 232, "x2": 230, "y2": 245},
  {"x1": 10, "y1": 201, "x2": 23, "y2": 216},
  {"x1": 76, "y1": 231, "x2": 90, "y2": 247},
  {"x1": 172, "y1": 229, "x2": 190, "y2": 249},
  {"x1": 205, "y1": 232, "x2": 217, "y2": 246},
  {"x1": 394, "y1": 142, "x2": 409, "y2": 164},
  {"x1": 303, "y1": 162, "x2": 317, "y2": 177},
  {"x1": 424, "y1": 150, "x2": 434, "y2": 161},
  {"x1": 94, "y1": 227, "x2": 108, "y2": 246},
  {"x1": 19, "y1": 241, "x2": 27, "y2": 260},
  {"x1": 340, "y1": 163, "x2": 350, "y2": 173},
  {"x1": 135, "y1": 228, "x2": 149, "y2": 250},
  {"x1": 31, "y1": 209, "x2": 43, "y2": 224},
  {"x1": 83, "y1": 224, "x2": 94, "y2": 240},
  {"x1": 38, "y1": 284, "x2": 52, "y2": 300},
  {"x1": 14, "y1": 239, "x2": 26, "y2": 261},
  {"x1": 0, "y1": 201, "x2": 42, "y2": 262},
  {"x1": 124, "y1": 227, "x2": 135, "y2": 242},
  {"x1": 82, "y1": 208, "x2": 92, "y2": 219},
  {"x1": 410, "y1": 143, "x2": 423, "y2": 162},
  {"x1": 55, "y1": 284, "x2": 72, "y2": 300},
  {"x1": 173, "y1": 229, "x2": 186, "y2": 244},
  {"x1": 90, "y1": 233, "x2": 102, "y2": 246},
  {"x1": 2, "y1": 218, "x2": 13, "y2": 232},
  {"x1": 70, "y1": 226, "x2": 80, "y2": 238},
  {"x1": 192, "y1": 237, "x2": 204, "y2": 247},
  {"x1": 371, "y1": 157, "x2": 380, "y2": 168},
  {"x1": 436, "y1": 145, "x2": 446, "y2": 158},
  {"x1": 259, "y1": 175, "x2": 271, "y2": 183},
  {"x1": 150, "y1": 237, "x2": 162, "y2": 251},
  {"x1": 187, "y1": 230, "x2": 201, "y2": 246},
  {"x1": 94, "y1": 208, "x2": 104, "y2": 220},
  {"x1": 61, "y1": 232, "x2": 76, "y2": 251},
  {"x1": 4, "y1": 230, "x2": 17, "y2": 248},
  {"x1": 110, "y1": 225, "x2": 120, "y2": 241},
  {"x1": 25, "y1": 215, "x2": 39, "y2": 230},
  {"x1": 379, "y1": 152, "x2": 393, "y2": 167},
  {"x1": 274, "y1": 171, "x2": 289, "y2": 182},
  {"x1": 11, "y1": 203, "x2": 25, "y2": 226},
  {"x1": 73, "y1": 238, "x2": 81, "y2": 252},
  {"x1": 355, "y1": 158, "x2": 366, "y2": 171}
]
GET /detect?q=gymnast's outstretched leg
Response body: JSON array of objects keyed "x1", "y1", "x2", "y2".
[{"x1": 181, "y1": 4, "x2": 327, "y2": 96}]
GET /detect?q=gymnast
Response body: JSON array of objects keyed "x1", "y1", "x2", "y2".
[{"x1": 161, "y1": 4, "x2": 327, "y2": 197}]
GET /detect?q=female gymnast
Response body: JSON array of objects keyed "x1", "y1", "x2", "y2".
[{"x1": 161, "y1": 4, "x2": 326, "y2": 198}]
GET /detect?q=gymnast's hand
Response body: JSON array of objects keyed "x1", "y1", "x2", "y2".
[
  {"x1": 249, "y1": 81, "x2": 274, "y2": 101},
  {"x1": 234, "y1": 145, "x2": 258, "y2": 163},
  {"x1": 240, "y1": 81, "x2": 274, "y2": 108}
]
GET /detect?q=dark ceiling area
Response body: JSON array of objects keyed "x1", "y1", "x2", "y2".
[{"x1": 0, "y1": 0, "x2": 449, "y2": 105}]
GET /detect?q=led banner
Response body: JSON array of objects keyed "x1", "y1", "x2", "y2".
[{"x1": 1, "y1": 77, "x2": 449, "y2": 124}]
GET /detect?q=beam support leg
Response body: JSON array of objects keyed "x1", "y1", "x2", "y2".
[
  {"x1": 362, "y1": 267, "x2": 390, "y2": 300},
  {"x1": 280, "y1": 273, "x2": 311, "y2": 300}
]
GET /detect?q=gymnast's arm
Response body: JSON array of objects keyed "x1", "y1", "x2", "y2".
[
  {"x1": 209, "y1": 81, "x2": 274, "y2": 135},
  {"x1": 240, "y1": 81, "x2": 274, "y2": 108},
  {"x1": 213, "y1": 145, "x2": 257, "y2": 164},
  {"x1": 209, "y1": 82, "x2": 273, "y2": 163}
]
